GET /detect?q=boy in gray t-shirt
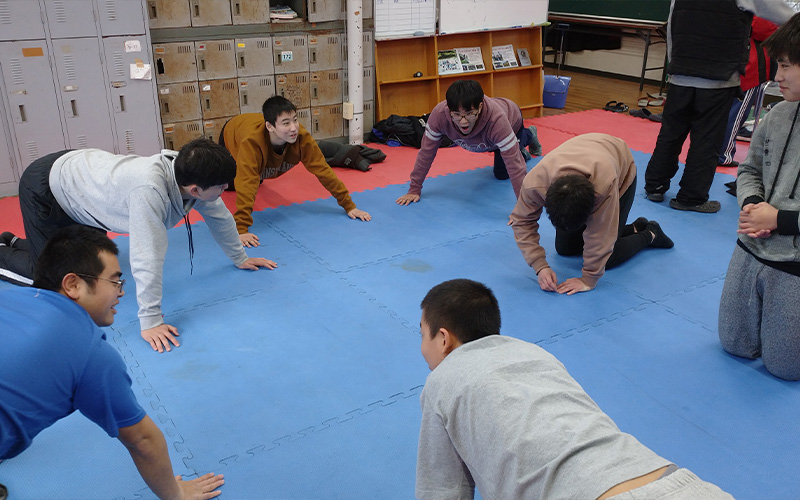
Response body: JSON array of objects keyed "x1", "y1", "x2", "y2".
[{"x1": 416, "y1": 279, "x2": 734, "y2": 500}]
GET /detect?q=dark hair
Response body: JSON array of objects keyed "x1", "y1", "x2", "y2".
[
  {"x1": 445, "y1": 80, "x2": 484, "y2": 112},
  {"x1": 33, "y1": 225, "x2": 118, "y2": 292},
  {"x1": 421, "y1": 279, "x2": 500, "y2": 344},
  {"x1": 763, "y1": 12, "x2": 800, "y2": 65},
  {"x1": 545, "y1": 174, "x2": 595, "y2": 231},
  {"x1": 174, "y1": 138, "x2": 236, "y2": 189},
  {"x1": 262, "y1": 95, "x2": 297, "y2": 125}
]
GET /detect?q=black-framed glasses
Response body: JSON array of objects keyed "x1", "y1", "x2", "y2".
[
  {"x1": 75, "y1": 273, "x2": 126, "y2": 291},
  {"x1": 449, "y1": 109, "x2": 481, "y2": 121}
]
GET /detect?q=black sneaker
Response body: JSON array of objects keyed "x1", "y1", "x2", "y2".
[
  {"x1": 646, "y1": 221, "x2": 674, "y2": 248},
  {"x1": 645, "y1": 191, "x2": 665, "y2": 202},
  {"x1": 669, "y1": 198, "x2": 721, "y2": 213}
]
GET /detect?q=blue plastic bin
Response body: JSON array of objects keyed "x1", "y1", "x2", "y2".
[{"x1": 543, "y1": 75, "x2": 571, "y2": 109}]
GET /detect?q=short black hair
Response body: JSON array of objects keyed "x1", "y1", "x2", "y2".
[
  {"x1": 174, "y1": 138, "x2": 236, "y2": 189},
  {"x1": 545, "y1": 174, "x2": 596, "y2": 232},
  {"x1": 445, "y1": 80, "x2": 484, "y2": 112},
  {"x1": 421, "y1": 279, "x2": 500, "y2": 344},
  {"x1": 262, "y1": 95, "x2": 297, "y2": 125},
  {"x1": 33, "y1": 225, "x2": 118, "y2": 293},
  {"x1": 763, "y1": 12, "x2": 800, "y2": 65}
]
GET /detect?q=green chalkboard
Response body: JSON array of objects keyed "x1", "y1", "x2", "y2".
[{"x1": 548, "y1": 0, "x2": 670, "y2": 24}]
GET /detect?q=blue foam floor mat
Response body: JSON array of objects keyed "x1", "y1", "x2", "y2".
[{"x1": 2, "y1": 153, "x2": 799, "y2": 500}]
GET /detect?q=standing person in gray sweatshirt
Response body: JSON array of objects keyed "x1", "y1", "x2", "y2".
[
  {"x1": 0, "y1": 138, "x2": 277, "y2": 353},
  {"x1": 719, "y1": 13, "x2": 800, "y2": 381}
]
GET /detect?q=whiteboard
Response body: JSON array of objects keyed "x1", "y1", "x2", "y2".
[
  {"x1": 374, "y1": 0, "x2": 436, "y2": 40},
  {"x1": 439, "y1": 0, "x2": 549, "y2": 34}
]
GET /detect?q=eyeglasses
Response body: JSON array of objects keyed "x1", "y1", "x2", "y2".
[
  {"x1": 76, "y1": 273, "x2": 126, "y2": 292},
  {"x1": 449, "y1": 109, "x2": 481, "y2": 121}
]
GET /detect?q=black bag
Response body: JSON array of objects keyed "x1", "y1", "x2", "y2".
[{"x1": 370, "y1": 114, "x2": 454, "y2": 149}]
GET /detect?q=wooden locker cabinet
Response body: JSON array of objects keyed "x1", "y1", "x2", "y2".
[{"x1": 375, "y1": 27, "x2": 544, "y2": 121}]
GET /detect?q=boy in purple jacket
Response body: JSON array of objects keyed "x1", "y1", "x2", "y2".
[{"x1": 396, "y1": 79, "x2": 540, "y2": 205}]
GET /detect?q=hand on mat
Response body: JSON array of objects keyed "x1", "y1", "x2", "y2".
[
  {"x1": 738, "y1": 202, "x2": 777, "y2": 238},
  {"x1": 396, "y1": 193, "x2": 420, "y2": 205},
  {"x1": 239, "y1": 232, "x2": 260, "y2": 247},
  {"x1": 142, "y1": 323, "x2": 180, "y2": 353},
  {"x1": 557, "y1": 277, "x2": 594, "y2": 295},
  {"x1": 537, "y1": 268, "x2": 558, "y2": 292},
  {"x1": 177, "y1": 472, "x2": 225, "y2": 499},
  {"x1": 348, "y1": 208, "x2": 372, "y2": 221},
  {"x1": 238, "y1": 257, "x2": 278, "y2": 270}
]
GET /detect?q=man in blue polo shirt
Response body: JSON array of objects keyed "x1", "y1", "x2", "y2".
[{"x1": 0, "y1": 226, "x2": 224, "y2": 500}]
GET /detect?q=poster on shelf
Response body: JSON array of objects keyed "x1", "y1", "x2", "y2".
[
  {"x1": 491, "y1": 44, "x2": 519, "y2": 69},
  {"x1": 456, "y1": 47, "x2": 485, "y2": 72},
  {"x1": 517, "y1": 48, "x2": 533, "y2": 67},
  {"x1": 437, "y1": 49, "x2": 462, "y2": 75}
]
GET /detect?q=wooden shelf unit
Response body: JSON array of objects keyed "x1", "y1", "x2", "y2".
[{"x1": 375, "y1": 27, "x2": 544, "y2": 121}]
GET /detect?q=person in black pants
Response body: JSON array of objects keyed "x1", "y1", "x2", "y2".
[{"x1": 643, "y1": 0, "x2": 795, "y2": 213}]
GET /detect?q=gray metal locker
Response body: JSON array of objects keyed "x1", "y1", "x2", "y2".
[
  {"x1": 189, "y1": 0, "x2": 232, "y2": 27},
  {"x1": 146, "y1": 0, "x2": 191, "y2": 29},
  {"x1": 103, "y1": 35, "x2": 163, "y2": 155},
  {"x1": 231, "y1": 0, "x2": 270, "y2": 25},
  {"x1": 153, "y1": 42, "x2": 197, "y2": 84},
  {"x1": 0, "y1": 93, "x2": 19, "y2": 196},
  {"x1": 202, "y1": 116, "x2": 231, "y2": 143},
  {"x1": 199, "y1": 78, "x2": 239, "y2": 119},
  {"x1": 363, "y1": 0, "x2": 372, "y2": 19},
  {"x1": 272, "y1": 35, "x2": 309, "y2": 74},
  {"x1": 343, "y1": 66, "x2": 374, "y2": 102},
  {"x1": 0, "y1": 0, "x2": 46, "y2": 41},
  {"x1": 307, "y1": 0, "x2": 342, "y2": 22},
  {"x1": 275, "y1": 72, "x2": 310, "y2": 109},
  {"x1": 234, "y1": 37, "x2": 273, "y2": 77},
  {"x1": 43, "y1": 0, "x2": 97, "y2": 39},
  {"x1": 51, "y1": 38, "x2": 115, "y2": 151},
  {"x1": 158, "y1": 82, "x2": 202, "y2": 121},
  {"x1": 308, "y1": 33, "x2": 342, "y2": 71},
  {"x1": 310, "y1": 69, "x2": 342, "y2": 106},
  {"x1": 196, "y1": 40, "x2": 236, "y2": 80},
  {"x1": 363, "y1": 30, "x2": 374, "y2": 67},
  {"x1": 0, "y1": 41, "x2": 66, "y2": 168},
  {"x1": 238, "y1": 76, "x2": 274, "y2": 114},
  {"x1": 342, "y1": 29, "x2": 374, "y2": 67},
  {"x1": 296, "y1": 107, "x2": 311, "y2": 133},
  {"x1": 162, "y1": 119, "x2": 202, "y2": 151},
  {"x1": 96, "y1": 0, "x2": 147, "y2": 36},
  {"x1": 310, "y1": 104, "x2": 342, "y2": 139}
]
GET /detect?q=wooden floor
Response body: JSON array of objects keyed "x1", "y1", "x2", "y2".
[{"x1": 541, "y1": 68, "x2": 666, "y2": 116}]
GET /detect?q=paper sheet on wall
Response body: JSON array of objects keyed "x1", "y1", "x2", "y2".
[{"x1": 374, "y1": 0, "x2": 435, "y2": 40}]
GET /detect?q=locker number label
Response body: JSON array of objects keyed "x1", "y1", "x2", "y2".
[{"x1": 280, "y1": 51, "x2": 293, "y2": 62}]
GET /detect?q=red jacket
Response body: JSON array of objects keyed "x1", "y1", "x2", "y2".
[{"x1": 741, "y1": 16, "x2": 778, "y2": 91}]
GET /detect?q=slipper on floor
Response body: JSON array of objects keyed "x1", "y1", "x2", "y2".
[
  {"x1": 648, "y1": 96, "x2": 666, "y2": 106},
  {"x1": 604, "y1": 101, "x2": 629, "y2": 113},
  {"x1": 629, "y1": 107, "x2": 652, "y2": 119},
  {"x1": 637, "y1": 97, "x2": 649, "y2": 107},
  {"x1": 648, "y1": 112, "x2": 663, "y2": 122}
]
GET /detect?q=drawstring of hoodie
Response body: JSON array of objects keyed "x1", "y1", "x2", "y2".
[
  {"x1": 768, "y1": 102, "x2": 800, "y2": 203},
  {"x1": 184, "y1": 214, "x2": 194, "y2": 275}
]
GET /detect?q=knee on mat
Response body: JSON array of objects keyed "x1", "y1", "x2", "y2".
[
  {"x1": 764, "y1": 363, "x2": 800, "y2": 382},
  {"x1": 554, "y1": 242, "x2": 582, "y2": 257}
]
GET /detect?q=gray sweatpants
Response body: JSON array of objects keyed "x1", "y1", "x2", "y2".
[
  {"x1": 609, "y1": 468, "x2": 734, "y2": 500},
  {"x1": 718, "y1": 245, "x2": 800, "y2": 381}
]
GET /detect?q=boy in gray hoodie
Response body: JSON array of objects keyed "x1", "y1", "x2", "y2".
[
  {"x1": 718, "y1": 13, "x2": 800, "y2": 380},
  {"x1": 0, "y1": 139, "x2": 276, "y2": 353}
]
